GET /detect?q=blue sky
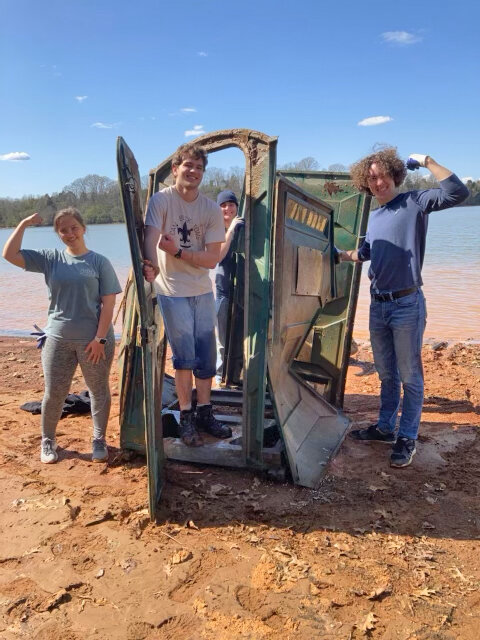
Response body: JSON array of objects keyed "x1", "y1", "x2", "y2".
[{"x1": 1, "y1": 0, "x2": 479, "y2": 199}]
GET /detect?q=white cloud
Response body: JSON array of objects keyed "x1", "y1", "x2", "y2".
[
  {"x1": 91, "y1": 122, "x2": 119, "y2": 129},
  {"x1": 185, "y1": 125, "x2": 206, "y2": 137},
  {"x1": 358, "y1": 115, "x2": 393, "y2": 127},
  {"x1": 197, "y1": 51, "x2": 208, "y2": 57},
  {"x1": 381, "y1": 31, "x2": 422, "y2": 45},
  {"x1": 75, "y1": 95, "x2": 88, "y2": 102},
  {"x1": 181, "y1": 107, "x2": 197, "y2": 113},
  {"x1": 461, "y1": 176, "x2": 477, "y2": 183},
  {"x1": 0, "y1": 151, "x2": 31, "y2": 162}
]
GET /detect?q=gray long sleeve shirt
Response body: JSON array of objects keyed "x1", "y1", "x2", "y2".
[{"x1": 357, "y1": 174, "x2": 469, "y2": 293}]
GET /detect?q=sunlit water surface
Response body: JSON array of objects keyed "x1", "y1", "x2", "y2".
[{"x1": 0, "y1": 206, "x2": 478, "y2": 342}]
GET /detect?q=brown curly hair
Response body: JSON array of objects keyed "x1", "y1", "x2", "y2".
[
  {"x1": 350, "y1": 147, "x2": 406, "y2": 195},
  {"x1": 171, "y1": 143, "x2": 208, "y2": 171}
]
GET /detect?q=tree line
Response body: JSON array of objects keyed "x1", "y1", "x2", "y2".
[{"x1": 1, "y1": 159, "x2": 478, "y2": 229}]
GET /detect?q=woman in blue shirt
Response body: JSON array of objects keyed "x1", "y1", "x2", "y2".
[{"x1": 2, "y1": 208, "x2": 122, "y2": 464}]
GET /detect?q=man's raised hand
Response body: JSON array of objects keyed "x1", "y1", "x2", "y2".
[{"x1": 406, "y1": 154, "x2": 428, "y2": 171}]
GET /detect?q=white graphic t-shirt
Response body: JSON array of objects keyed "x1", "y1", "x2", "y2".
[{"x1": 145, "y1": 186, "x2": 225, "y2": 297}]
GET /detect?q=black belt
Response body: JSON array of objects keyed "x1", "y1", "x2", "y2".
[{"x1": 372, "y1": 287, "x2": 418, "y2": 302}]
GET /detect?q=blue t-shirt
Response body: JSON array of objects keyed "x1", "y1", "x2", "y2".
[
  {"x1": 357, "y1": 174, "x2": 469, "y2": 293},
  {"x1": 21, "y1": 249, "x2": 122, "y2": 341},
  {"x1": 214, "y1": 219, "x2": 245, "y2": 298}
]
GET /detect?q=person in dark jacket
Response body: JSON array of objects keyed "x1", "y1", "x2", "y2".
[{"x1": 214, "y1": 190, "x2": 244, "y2": 385}]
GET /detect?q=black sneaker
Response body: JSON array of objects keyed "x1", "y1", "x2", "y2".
[
  {"x1": 349, "y1": 423, "x2": 395, "y2": 444},
  {"x1": 196, "y1": 405, "x2": 232, "y2": 439},
  {"x1": 390, "y1": 437, "x2": 416, "y2": 468},
  {"x1": 179, "y1": 409, "x2": 204, "y2": 447}
]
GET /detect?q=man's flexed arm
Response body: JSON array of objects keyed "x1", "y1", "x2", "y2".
[{"x1": 407, "y1": 154, "x2": 453, "y2": 181}]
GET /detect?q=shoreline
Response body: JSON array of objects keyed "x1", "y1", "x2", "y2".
[{"x1": 2, "y1": 333, "x2": 480, "y2": 347}]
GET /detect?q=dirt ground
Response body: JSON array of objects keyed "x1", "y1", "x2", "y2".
[{"x1": 0, "y1": 337, "x2": 479, "y2": 640}]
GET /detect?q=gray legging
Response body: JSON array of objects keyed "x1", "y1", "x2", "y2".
[{"x1": 41, "y1": 331, "x2": 115, "y2": 442}]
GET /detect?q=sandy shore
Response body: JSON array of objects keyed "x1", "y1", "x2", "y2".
[{"x1": 0, "y1": 337, "x2": 479, "y2": 639}]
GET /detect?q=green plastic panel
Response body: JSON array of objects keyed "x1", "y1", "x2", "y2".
[
  {"x1": 279, "y1": 170, "x2": 370, "y2": 407},
  {"x1": 117, "y1": 137, "x2": 165, "y2": 521}
]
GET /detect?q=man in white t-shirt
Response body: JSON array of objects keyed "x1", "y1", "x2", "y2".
[{"x1": 143, "y1": 143, "x2": 232, "y2": 446}]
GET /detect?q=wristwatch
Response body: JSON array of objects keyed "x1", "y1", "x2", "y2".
[
  {"x1": 174, "y1": 248, "x2": 183, "y2": 259},
  {"x1": 94, "y1": 336, "x2": 107, "y2": 344}
]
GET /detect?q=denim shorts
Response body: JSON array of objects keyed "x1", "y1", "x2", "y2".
[{"x1": 158, "y1": 292, "x2": 217, "y2": 379}]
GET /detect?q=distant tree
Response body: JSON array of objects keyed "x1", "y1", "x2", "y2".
[
  {"x1": 462, "y1": 179, "x2": 480, "y2": 205},
  {"x1": 200, "y1": 166, "x2": 245, "y2": 201},
  {"x1": 403, "y1": 173, "x2": 439, "y2": 191},
  {"x1": 83, "y1": 204, "x2": 114, "y2": 224},
  {"x1": 280, "y1": 156, "x2": 319, "y2": 171},
  {"x1": 203, "y1": 167, "x2": 226, "y2": 191},
  {"x1": 327, "y1": 163, "x2": 348, "y2": 172},
  {"x1": 1, "y1": 167, "x2": 477, "y2": 228},
  {"x1": 56, "y1": 190, "x2": 78, "y2": 208},
  {"x1": 226, "y1": 166, "x2": 244, "y2": 195},
  {"x1": 64, "y1": 174, "x2": 115, "y2": 199}
]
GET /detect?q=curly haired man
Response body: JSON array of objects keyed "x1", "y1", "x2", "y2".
[{"x1": 338, "y1": 148, "x2": 469, "y2": 467}]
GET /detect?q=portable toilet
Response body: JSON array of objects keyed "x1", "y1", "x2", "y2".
[{"x1": 116, "y1": 129, "x2": 370, "y2": 520}]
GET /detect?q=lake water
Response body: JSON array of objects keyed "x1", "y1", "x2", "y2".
[{"x1": 0, "y1": 206, "x2": 479, "y2": 341}]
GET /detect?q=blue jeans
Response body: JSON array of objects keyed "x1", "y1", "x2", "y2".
[
  {"x1": 158, "y1": 293, "x2": 217, "y2": 379},
  {"x1": 369, "y1": 289, "x2": 427, "y2": 440}
]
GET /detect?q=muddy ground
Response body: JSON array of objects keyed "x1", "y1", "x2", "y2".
[{"x1": 0, "y1": 337, "x2": 479, "y2": 639}]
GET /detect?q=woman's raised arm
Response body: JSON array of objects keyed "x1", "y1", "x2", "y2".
[{"x1": 2, "y1": 213, "x2": 43, "y2": 268}]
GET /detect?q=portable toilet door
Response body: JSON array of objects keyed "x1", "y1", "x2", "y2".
[{"x1": 268, "y1": 170, "x2": 371, "y2": 487}]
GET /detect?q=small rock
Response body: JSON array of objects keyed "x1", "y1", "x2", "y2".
[
  {"x1": 431, "y1": 341, "x2": 448, "y2": 352},
  {"x1": 120, "y1": 558, "x2": 137, "y2": 573},
  {"x1": 170, "y1": 550, "x2": 192, "y2": 565}
]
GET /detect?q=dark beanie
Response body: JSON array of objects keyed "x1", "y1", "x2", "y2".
[{"x1": 216, "y1": 189, "x2": 238, "y2": 206}]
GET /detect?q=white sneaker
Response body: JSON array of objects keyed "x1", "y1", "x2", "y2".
[
  {"x1": 92, "y1": 438, "x2": 108, "y2": 463},
  {"x1": 40, "y1": 438, "x2": 58, "y2": 464}
]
